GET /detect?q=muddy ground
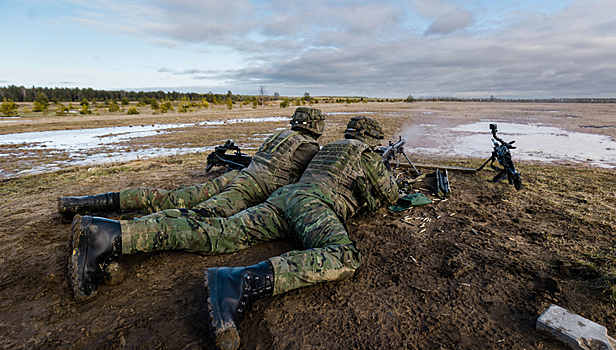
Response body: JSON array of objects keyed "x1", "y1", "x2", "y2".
[{"x1": 1, "y1": 102, "x2": 615, "y2": 349}]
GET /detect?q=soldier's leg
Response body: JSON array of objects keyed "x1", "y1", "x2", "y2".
[
  {"x1": 70, "y1": 187, "x2": 290, "y2": 302},
  {"x1": 191, "y1": 172, "x2": 267, "y2": 218},
  {"x1": 119, "y1": 170, "x2": 239, "y2": 213},
  {"x1": 58, "y1": 170, "x2": 238, "y2": 222},
  {"x1": 270, "y1": 191, "x2": 362, "y2": 295},
  {"x1": 120, "y1": 186, "x2": 291, "y2": 255},
  {"x1": 204, "y1": 190, "x2": 361, "y2": 350}
]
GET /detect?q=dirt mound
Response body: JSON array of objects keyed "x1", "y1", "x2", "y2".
[{"x1": 1, "y1": 155, "x2": 614, "y2": 349}]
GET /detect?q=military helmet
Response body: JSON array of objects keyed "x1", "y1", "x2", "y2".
[
  {"x1": 291, "y1": 107, "x2": 325, "y2": 137},
  {"x1": 344, "y1": 116, "x2": 384, "y2": 147}
]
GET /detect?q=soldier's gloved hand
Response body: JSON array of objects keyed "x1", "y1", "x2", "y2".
[{"x1": 355, "y1": 177, "x2": 379, "y2": 213}]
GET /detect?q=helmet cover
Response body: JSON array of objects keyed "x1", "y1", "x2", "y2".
[
  {"x1": 291, "y1": 107, "x2": 325, "y2": 136},
  {"x1": 344, "y1": 116, "x2": 384, "y2": 147}
]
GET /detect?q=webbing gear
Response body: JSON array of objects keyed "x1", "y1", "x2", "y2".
[
  {"x1": 269, "y1": 131, "x2": 300, "y2": 154},
  {"x1": 259, "y1": 130, "x2": 285, "y2": 151}
]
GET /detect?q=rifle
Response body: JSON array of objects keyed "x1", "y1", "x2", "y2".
[
  {"x1": 205, "y1": 140, "x2": 252, "y2": 172},
  {"x1": 476, "y1": 124, "x2": 522, "y2": 190},
  {"x1": 378, "y1": 136, "x2": 421, "y2": 175}
]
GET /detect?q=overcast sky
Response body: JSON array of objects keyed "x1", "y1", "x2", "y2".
[{"x1": 1, "y1": 0, "x2": 615, "y2": 98}]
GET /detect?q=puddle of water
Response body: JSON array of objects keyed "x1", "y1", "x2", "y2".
[
  {"x1": 0, "y1": 116, "x2": 288, "y2": 178},
  {"x1": 0, "y1": 116, "x2": 289, "y2": 151},
  {"x1": 0, "y1": 118, "x2": 31, "y2": 123},
  {"x1": 325, "y1": 111, "x2": 376, "y2": 116},
  {"x1": 402, "y1": 121, "x2": 616, "y2": 168},
  {"x1": 581, "y1": 125, "x2": 613, "y2": 129},
  {"x1": 9, "y1": 146, "x2": 215, "y2": 177}
]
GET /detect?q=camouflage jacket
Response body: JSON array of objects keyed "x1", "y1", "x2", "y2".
[
  {"x1": 296, "y1": 139, "x2": 398, "y2": 220},
  {"x1": 244, "y1": 129, "x2": 320, "y2": 197}
]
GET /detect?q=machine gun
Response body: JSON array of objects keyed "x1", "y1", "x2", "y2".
[
  {"x1": 378, "y1": 136, "x2": 421, "y2": 175},
  {"x1": 205, "y1": 140, "x2": 252, "y2": 172},
  {"x1": 476, "y1": 124, "x2": 522, "y2": 190},
  {"x1": 379, "y1": 137, "x2": 452, "y2": 197}
]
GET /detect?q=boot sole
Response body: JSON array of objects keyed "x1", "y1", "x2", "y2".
[
  {"x1": 68, "y1": 215, "x2": 98, "y2": 302},
  {"x1": 60, "y1": 212, "x2": 76, "y2": 224},
  {"x1": 58, "y1": 198, "x2": 77, "y2": 224},
  {"x1": 204, "y1": 268, "x2": 240, "y2": 350}
]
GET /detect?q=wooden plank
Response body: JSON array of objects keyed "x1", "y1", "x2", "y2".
[{"x1": 397, "y1": 163, "x2": 476, "y2": 173}]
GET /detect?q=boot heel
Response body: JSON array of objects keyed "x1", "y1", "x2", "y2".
[{"x1": 204, "y1": 262, "x2": 273, "y2": 350}]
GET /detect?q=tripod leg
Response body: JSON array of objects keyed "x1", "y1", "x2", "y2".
[
  {"x1": 401, "y1": 152, "x2": 421, "y2": 175},
  {"x1": 493, "y1": 171, "x2": 507, "y2": 183},
  {"x1": 477, "y1": 156, "x2": 493, "y2": 171}
]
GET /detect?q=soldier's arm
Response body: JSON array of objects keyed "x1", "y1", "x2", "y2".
[
  {"x1": 289, "y1": 141, "x2": 320, "y2": 180},
  {"x1": 361, "y1": 151, "x2": 399, "y2": 205}
]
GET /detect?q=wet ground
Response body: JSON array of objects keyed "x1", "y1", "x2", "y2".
[
  {"x1": 0, "y1": 116, "x2": 289, "y2": 178},
  {"x1": 2, "y1": 102, "x2": 616, "y2": 178},
  {"x1": 405, "y1": 121, "x2": 616, "y2": 168},
  {"x1": 1, "y1": 102, "x2": 615, "y2": 350}
]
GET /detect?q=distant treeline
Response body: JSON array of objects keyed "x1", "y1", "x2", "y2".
[
  {"x1": 413, "y1": 96, "x2": 616, "y2": 103},
  {"x1": 0, "y1": 85, "x2": 260, "y2": 103},
  {"x1": 2, "y1": 85, "x2": 613, "y2": 104}
]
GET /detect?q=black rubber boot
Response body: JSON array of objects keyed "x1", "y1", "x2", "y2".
[
  {"x1": 68, "y1": 215, "x2": 122, "y2": 302},
  {"x1": 205, "y1": 261, "x2": 274, "y2": 350},
  {"x1": 58, "y1": 192, "x2": 120, "y2": 223}
]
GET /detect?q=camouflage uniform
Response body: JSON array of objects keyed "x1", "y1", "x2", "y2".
[
  {"x1": 190, "y1": 129, "x2": 319, "y2": 217},
  {"x1": 119, "y1": 139, "x2": 398, "y2": 295},
  {"x1": 67, "y1": 107, "x2": 322, "y2": 219},
  {"x1": 113, "y1": 129, "x2": 318, "y2": 217},
  {"x1": 118, "y1": 170, "x2": 239, "y2": 213},
  {"x1": 120, "y1": 185, "x2": 292, "y2": 255},
  {"x1": 270, "y1": 139, "x2": 398, "y2": 294}
]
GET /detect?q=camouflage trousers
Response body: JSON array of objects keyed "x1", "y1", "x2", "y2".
[
  {"x1": 270, "y1": 183, "x2": 362, "y2": 295},
  {"x1": 191, "y1": 171, "x2": 267, "y2": 218},
  {"x1": 120, "y1": 186, "x2": 291, "y2": 256},
  {"x1": 119, "y1": 183, "x2": 362, "y2": 295},
  {"x1": 118, "y1": 170, "x2": 239, "y2": 213}
]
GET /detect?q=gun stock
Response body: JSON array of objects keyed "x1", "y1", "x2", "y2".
[{"x1": 205, "y1": 140, "x2": 252, "y2": 172}]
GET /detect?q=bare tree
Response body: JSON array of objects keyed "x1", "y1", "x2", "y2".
[{"x1": 259, "y1": 85, "x2": 267, "y2": 108}]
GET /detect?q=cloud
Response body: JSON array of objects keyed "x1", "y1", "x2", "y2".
[
  {"x1": 50, "y1": 0, "x2": 616, "y2": 97},
  {"x1": 424, "y1": 8, "x2": 473, "y2": 35},
  {"x1": 61, "y1": 0, "x2": 258, "y2": 47},
  {"x1": 158, "y1": 67, "x2": 216, "y2": 76},
  {"x1": 412, "y1": 0, "x2": 459, "y2": 18}
]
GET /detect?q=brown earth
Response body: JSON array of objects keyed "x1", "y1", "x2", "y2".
[{"x1": 1, "y1": 102, "x2": 615, "y2": 349}]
